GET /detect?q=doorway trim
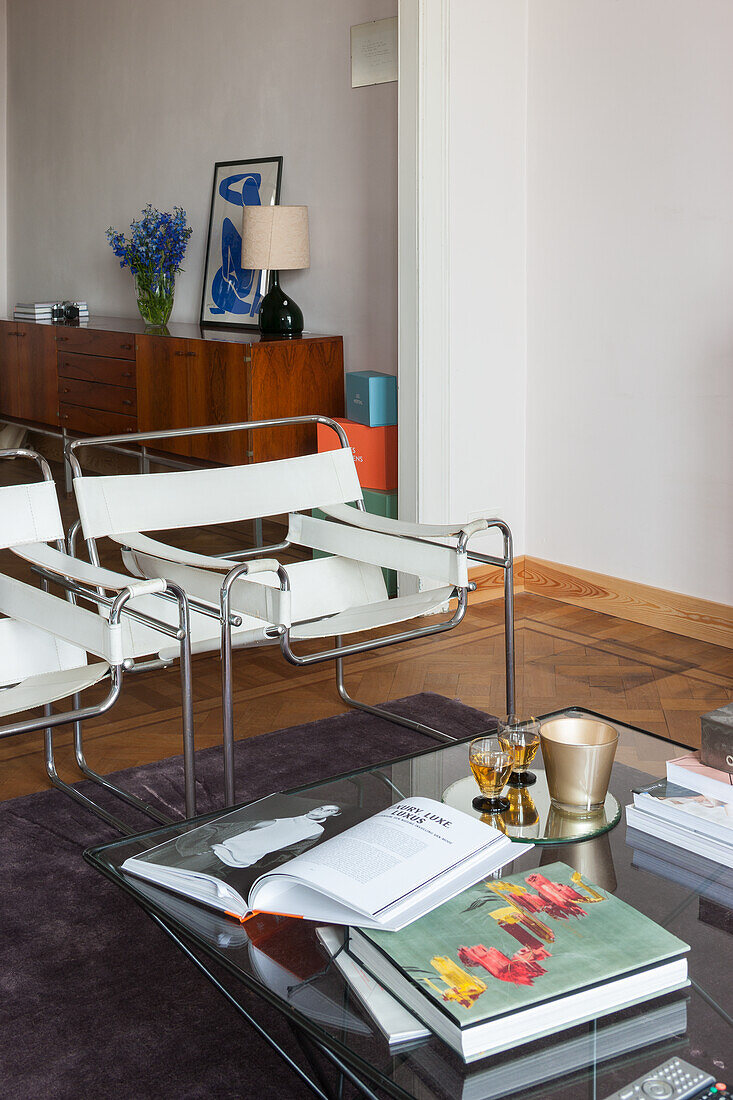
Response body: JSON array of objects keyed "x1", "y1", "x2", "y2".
[{"x1": 397, "y1": 0, "x2": 451, "y2": 538}]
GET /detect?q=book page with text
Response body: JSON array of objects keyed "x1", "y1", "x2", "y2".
[{"x1": 249, "y1": 797, "x2": 504, "y2": 920}]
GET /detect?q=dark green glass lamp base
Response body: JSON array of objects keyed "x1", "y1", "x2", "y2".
[{"x1": 258, "y1": 273, "x2": 304, "y2": 337}]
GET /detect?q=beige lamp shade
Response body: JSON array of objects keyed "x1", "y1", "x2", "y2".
[{"x1": 240, "y1": 205, "x2": 310, "y2": 271}]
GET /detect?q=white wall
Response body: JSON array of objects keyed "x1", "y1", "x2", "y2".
[
  {"x1": 526, "y1": 0, "x2": 733, "y2": 604},
  {"x1": 448, "y1": 1, "x2": 527, "y2": 554},
  {"x1": 411, "y1": 0, "x2": 731, "y2": 600},
  {"x1": 6, "y1": 0, "x2": 397, "y2": 375}
]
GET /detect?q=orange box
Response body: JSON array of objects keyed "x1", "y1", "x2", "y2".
[{"x1": 317, "y1": 417, "x2": 397, "y2": 491}]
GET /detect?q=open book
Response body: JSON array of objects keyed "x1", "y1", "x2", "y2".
[{"x1": 121, "y1": 793, "x2": 516, "y2": 930}]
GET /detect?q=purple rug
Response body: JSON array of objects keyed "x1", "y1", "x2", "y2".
[{"x1": 0, "y1": 694, "x2": 494, "y2": 1099}]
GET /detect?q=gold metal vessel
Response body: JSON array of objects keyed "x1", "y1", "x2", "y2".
[{"x1": 539, "y1": 716, "x2": 618, "y2": 815}]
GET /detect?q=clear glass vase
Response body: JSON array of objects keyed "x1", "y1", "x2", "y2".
[{"x1": 134, "y1": 271, "x2": 175, "y2": 327}]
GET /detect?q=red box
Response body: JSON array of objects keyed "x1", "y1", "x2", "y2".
[{"x1": 317, "y1": 417, "x2": 397, "y2": 491}]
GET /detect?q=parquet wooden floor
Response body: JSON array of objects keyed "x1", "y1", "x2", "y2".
[{"x1": 1, "y1": 454, "x2": 731, "y2": 802}]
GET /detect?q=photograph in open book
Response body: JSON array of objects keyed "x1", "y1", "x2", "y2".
[{"x1": 122, "y1": 792, "x2": 369, "y2": 908}]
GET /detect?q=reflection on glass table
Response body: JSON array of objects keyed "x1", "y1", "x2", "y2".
[
  {"x1": 443, "y1": 770, "x2": 621, "y2": 844},
  {"x1": 85, "y1": 707, "x2": 732, "y2": 1100}
]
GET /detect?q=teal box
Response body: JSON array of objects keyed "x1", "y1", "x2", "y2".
[
  {"x1": 345, "y1": 371, "x2": 397, "y2": 427},
  {"x1": 312, "y1": 490, "x2": 397, "y2": 596},
  {"x1": 362, "y1": 487, "x2": 397, "y2": 519}
]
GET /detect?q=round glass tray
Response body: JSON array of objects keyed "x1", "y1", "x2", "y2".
[{"x1": 442, "y1": 772, "x2": 621, "y2": 845}]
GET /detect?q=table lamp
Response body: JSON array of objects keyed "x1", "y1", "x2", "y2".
[{"x1": 241, "y1": 205, "x2": 310, "y2": 336}]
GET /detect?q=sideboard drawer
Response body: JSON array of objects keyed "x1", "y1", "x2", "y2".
[
  {"x1": 55, "y1": 328, "x2": 135, "y2": 359},
  {"x1": 58, "y1": 377, "x2": 137, "y2": 415},
  {"x1": 59, "y1": 403, "x2": 137, "y2": 435},
  {"x1": 58, "y1": 352, "x2": 136, "y2": 389}
]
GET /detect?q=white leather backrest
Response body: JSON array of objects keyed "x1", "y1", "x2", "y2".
[
  {"x1": 0, "y1": 618, "x2": 87, "y2": 687},
  {"x1": 0, "y1": 480, "x2": 64, "y2": 549},
  {"x1": 73, "y1": 448, "x2": 363, "y2": 538}
]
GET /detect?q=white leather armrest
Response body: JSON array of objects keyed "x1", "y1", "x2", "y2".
[
  {"x1": 229, "y1": 558, "x2": 282, "y2": 576},
  {"x1": 12, "y1": 542, "x2": 167, "y2": 599},
  {"x1": 122, "y1": 548, "x2": 291, "y2": 628},
  {"x1": 288, "y1": 513, "x2": 468, "y2": 587},
  {"x1": 318, "y1": 502, "x2": 491, "y2": 540},
  {"x1": 117, "y1": 578, "x2": 168, "y2": 598},
  {"x1": 114, "y1": 532, "x2": 282, "y2": 577},
  {"x1": 113, "y1": 531, "x2": 240, "y2": 570}
]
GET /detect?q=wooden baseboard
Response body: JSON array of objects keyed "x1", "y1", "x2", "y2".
[
  {"x1": 469, "y1": 555, "x2": 733, "y2": 649},
  {"x1": 524, "y1": 557, "x2": 732, "y2": 649},
  {"x1": 470, "y1": 556, "x2": 526, "y2": 602}
]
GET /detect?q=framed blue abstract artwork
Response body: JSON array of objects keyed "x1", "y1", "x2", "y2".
[{"x1": 199, "y1": 156, "x2": 283, "y2": 329}]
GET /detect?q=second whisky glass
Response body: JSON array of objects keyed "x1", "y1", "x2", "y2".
[{"x1": 498, "y1": 717, "x2": 541, "y2": 788}]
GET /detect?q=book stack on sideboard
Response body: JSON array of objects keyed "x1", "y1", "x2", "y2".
[
  {"x1": 316, "y1": 369, "x2": 398, "y2": 594},
  {"x1": 14, "y1": 301, "x2": 89, "y2": 322}
]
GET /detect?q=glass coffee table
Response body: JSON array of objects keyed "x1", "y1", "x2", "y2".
[{"x1": 86, "y1": 708, "x2": 733, "y2": 1100}]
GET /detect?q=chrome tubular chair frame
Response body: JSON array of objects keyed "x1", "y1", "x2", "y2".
[
  {"x1": 0, "y1": 449, "x2": 197, "y2": 830},
  {"x1": 65, "y1": 418, "x2": 516, "y2": 808}
]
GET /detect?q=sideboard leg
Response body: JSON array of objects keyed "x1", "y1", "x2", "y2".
[{"x1": 62, "y1": 427, "x2": 73, "y2": 494}]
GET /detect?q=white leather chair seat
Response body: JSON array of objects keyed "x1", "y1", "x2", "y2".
[
  {"x1": 0, "y1": 617, "x2": 88, "y2": 687},
  {"x1": 290, "y1": 586, "x2": 456, "y2": 640},
  {"x1": 121, "y1": 548, "x2": 388, "y2": 629}
]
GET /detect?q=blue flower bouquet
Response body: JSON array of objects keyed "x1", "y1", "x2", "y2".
[{"x1": 107, "y1": 204, "x2": 193, "y2": 327}]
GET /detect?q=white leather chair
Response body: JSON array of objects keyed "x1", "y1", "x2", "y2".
[
  {"x1": 0, "y1": 448, "x2": 197, "y2": 829},
  {"x1": 67, "y1": 417, "x2": 516, "y2": 807}
]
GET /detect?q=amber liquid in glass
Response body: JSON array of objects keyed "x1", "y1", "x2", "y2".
[
  {"x1": 498, "y1": 737, "x2": 539, "y2": 769},
  {"x1": 470, "y1": 756, "x2": 513, "y2": 795}
]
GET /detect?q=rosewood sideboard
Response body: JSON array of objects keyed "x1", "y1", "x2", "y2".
[{"x1": 0, "y1": 317, "x2": 344, "y2": 465}]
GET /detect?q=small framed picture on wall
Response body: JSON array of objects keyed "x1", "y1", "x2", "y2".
[{"x1": 200, "y1": 156, "x2": 283, "y2": 330}]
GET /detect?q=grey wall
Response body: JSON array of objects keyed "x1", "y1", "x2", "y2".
[{"x1": 6, "y1": 0, "x2": 397, "y2": 374}]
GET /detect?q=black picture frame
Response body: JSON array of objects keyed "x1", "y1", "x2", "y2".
[{"x1": 199, "y1": 156, "x2": 283, "y2": 331}]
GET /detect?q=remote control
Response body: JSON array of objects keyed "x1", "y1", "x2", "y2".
[{"x1": 603, "y1": 1057, "x2": 718, "y2": 1100}]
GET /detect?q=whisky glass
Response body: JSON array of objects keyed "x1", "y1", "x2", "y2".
[
  {"x1": 497, "y1": 717, "x2": 541, "y2": 788},
  {"x1": 468, "y1": 735, "x2": 514, "y2": 813}
]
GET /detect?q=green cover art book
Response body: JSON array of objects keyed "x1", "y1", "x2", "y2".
[{"x1": 359, "y1": 862, "x2": 688, "y2": 1030}]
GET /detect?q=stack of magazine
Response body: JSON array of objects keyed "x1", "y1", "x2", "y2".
[
  {"x1": 327, "y1": 863, "x2": 688, "y2": 1062},
  {"x1": 14, "y1": 300, "x2": 89, "y2": 322},
  {"x1": 123, "y1": 793, "x2": 689, "y2": 1064},
  {"x1": 625, "y1": 751, "x2": 733, "y2": 869}
]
